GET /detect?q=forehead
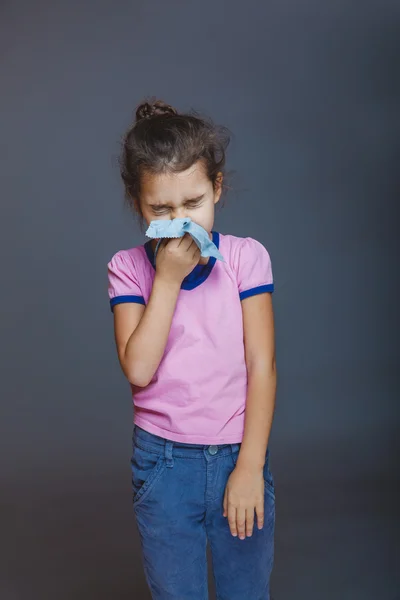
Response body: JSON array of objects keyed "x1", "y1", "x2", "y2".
[{"x1": 141, "y1": 162, "x2": 210, "y2": 204}]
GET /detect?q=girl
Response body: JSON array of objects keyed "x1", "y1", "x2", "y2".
[{"x1": 107, "y1": 99, "x2": 277, "y2": 599}]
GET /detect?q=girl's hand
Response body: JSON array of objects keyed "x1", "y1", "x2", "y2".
[
  {"x1": 155, "y1": 234, "x2": 201, "y2": 285},
  {"x1": 223, "y1": 465, "x2": 265, "y2": 539}
]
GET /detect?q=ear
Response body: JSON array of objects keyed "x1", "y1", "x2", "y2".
[{"x1": 213, "y1": 172, "x2": 224, "y2": 205}]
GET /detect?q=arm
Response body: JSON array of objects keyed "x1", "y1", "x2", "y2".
[
  {"x1": 223, "y1": 292, "x2": 276, "y2": 539},
  {"x1": 113, "y1": 235, "x2": 200, "y2": 387},
  {"x1": 236, "y1": 291, "x2": 276, "y2": 470},
  {"x1": 113, "y1": 275, "x2": 180, "y2": 387}
]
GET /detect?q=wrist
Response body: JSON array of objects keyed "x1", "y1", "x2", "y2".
[
  {"x1": 235, "y1": 457, "x2": 264, "y2": 475},
  {"x1": 154, "y1": 273, "x2": 182, "y2": 294},
  {"x1": 235, "y1": 448, "x2": 265, "y2": 473}
]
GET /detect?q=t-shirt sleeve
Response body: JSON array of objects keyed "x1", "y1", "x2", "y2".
[
  {"x1": 107, "y1": 251, "x2": 145, "y2": 312},
  {"x1": 236, "y1": 237, "x2": 274, "y2": 301}
]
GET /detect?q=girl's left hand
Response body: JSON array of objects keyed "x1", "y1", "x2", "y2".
[{"x1": 223, "y1": 465, "x2": 265, "y2": 539}]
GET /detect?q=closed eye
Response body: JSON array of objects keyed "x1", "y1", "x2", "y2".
[
  {"x1": 152, "y1": 206, "x2": 170, "y2": 215},
  {"x1": 186, "y1": 197, "x2": 204, "y2": 208}
]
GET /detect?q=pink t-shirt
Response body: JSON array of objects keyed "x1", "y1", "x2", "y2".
[{"x1": 107, "y1": 232, "x2": 273, "y2": 444}]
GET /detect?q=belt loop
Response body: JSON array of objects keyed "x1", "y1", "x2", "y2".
[{"x1": 165, "y1": 440, "x2": 174, "y2": 468}]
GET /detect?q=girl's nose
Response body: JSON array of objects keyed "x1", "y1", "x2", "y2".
[{"x1": 171, "y1": 208, "x2": 187, "y2": 220}]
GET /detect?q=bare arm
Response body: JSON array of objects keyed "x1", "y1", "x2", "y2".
[
  {"x1": 113, "y1": 235, "x2": 200, "y2": 387},
  {"x1": 223, "y1": 292, "x2": 276, "y2": 539},
  {"x1": 236, "y1": 292, "x2": 276, "y2": 471},
  {"x1": 113, "y1": 276, "x2": 180, "y2": 387}
]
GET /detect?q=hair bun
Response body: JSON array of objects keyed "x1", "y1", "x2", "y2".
[{"x1": 135, "y1": 99, "x2": 178, "y2": 122}]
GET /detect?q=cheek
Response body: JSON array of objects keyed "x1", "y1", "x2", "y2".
[{"x1": 192, "y1": 203, "x2": 215, "y2": 228}]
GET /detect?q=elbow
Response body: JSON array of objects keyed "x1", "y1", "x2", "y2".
[
  {"x1": 125, "y1": 364, "x2": 154, "y2": 388},
  {"x1": 128, "y1": 376, "x2": 150, "y2": 388},
  {"x1": 127, "y1": 374, "x2": 152, "y2": 388}
]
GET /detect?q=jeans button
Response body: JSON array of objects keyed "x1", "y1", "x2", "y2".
[{"x1": 208, "y1": 445, "x2": 218, "y2": 455}]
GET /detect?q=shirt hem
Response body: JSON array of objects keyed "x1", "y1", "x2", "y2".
[{"x1": 133, "y1": 416, "x2": 244, "y2": 445}]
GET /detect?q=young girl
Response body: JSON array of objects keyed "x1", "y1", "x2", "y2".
[{"x1": 107, "y1": 99, "x2": 277, "y2": 599}]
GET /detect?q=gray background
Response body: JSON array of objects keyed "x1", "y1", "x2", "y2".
[{"x1": 1, "y1": 0, "x2": 399, "y2": 598}]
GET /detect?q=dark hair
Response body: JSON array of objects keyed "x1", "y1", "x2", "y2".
[{"x1": 119, "y1": 98, "x2": 231, "y2": 216}]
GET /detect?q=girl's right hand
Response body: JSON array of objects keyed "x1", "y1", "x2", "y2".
[{"x1": 155, "y1": 234, "x2": 201, "y2": 285}]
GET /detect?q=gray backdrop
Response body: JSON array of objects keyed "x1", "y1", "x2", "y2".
[{"x1": 1, "y1": 0, "x2": 399, "y2": 598}]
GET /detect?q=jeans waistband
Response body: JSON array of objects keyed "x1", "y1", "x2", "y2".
[{"x1": 133, "y1": 425, "x2": 241, "y2": 459}]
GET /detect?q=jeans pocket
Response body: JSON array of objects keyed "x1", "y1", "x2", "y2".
[
  {"x1": 263, "y1": 450, "x2": 275, "y2": 501},
  {"x1": 131, "y1": 443, "x2": 166, "y2": 507}
]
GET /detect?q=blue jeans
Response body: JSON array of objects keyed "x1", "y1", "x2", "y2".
[{"x1": 131, "y1": 425, "x2": 275, "y2": 600}]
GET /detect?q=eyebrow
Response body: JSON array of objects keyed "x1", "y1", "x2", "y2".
[{"x1": 149, "y1": 195, "x2": 205, "y2": 210}]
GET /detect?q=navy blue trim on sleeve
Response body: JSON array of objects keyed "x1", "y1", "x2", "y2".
[
  {"x1": 110, "y1": 295, "x2": 145, "y2": 312},
  {"x1": 239, "y1": 284, "x2": 274, "y2": 301}
]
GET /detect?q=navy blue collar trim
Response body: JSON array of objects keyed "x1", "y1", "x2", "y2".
[{"x1": 144, "y1": 231, "x2": 220, "y2": 291}]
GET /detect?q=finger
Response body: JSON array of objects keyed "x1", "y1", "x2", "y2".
[
  {"x1": 158, "y1": 238, "x2": 174, "y2": 254},
  {"x1": 184, "y1": 238, "x2": 199, "y2": 259},
  {"x1": 227, "y1": 503, "x2": 237, "y2": 537},
  {"x1": 185, "y1": 238, "x2": 198, "y2": 254},
  {"x1": 156, "y1": 238, "x2": 167, "y2": 251},
  {"x1": 154, "y1": 239, "x2": 167, "y2": 261},
  {"x1": 246, "y1": 508, "x2": 255, "y2": 538},
  {"x1": 256, "y1": 500, "x2": 264, "y2": 530},
  {"x1": 186, "y1": 238, "x2": 196, "y2": 252},
  {"x1": 177, "y1": 233, "x2": 192, "y2": 248},
  {"x1": 223, "y1": 489, "x2": 228, "y2": 517},
  {"x1": 236, "y1": 507, "x2": 246, "y2": 540},
  {"x1": 193, "y1": 245, "x2": 201, "y2": 260}
]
